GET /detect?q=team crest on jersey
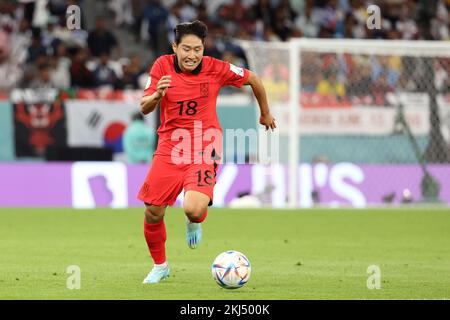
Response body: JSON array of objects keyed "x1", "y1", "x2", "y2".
[
  {"x1": 229, "y1": 63, "x2": 244, "y2": 77},
  {"x1": 200, "y1": 83, "x2": 209, "y2": 97}
]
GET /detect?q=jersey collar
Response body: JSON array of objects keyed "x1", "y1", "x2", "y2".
[{"x1": 173, "y1": 55, "x2": 202, "y2": 75}]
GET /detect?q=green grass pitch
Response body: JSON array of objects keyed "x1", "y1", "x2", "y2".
[{"x1": 0, "y1": 208, "x2": 449, "y2": 299}]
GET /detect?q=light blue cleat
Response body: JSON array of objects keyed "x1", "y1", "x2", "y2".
[
  {"x1": 142, "y1": 264, "x2": 170, "y2": 284},
  {"x1": 186, "y1": 219, "x2": 202, "y2": 249}
]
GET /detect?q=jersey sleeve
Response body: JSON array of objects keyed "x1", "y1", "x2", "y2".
[
  {"x1": 218, "y1": 59, "x2": 250, "y2": 88},
  {"x1": 143, "y1": 59, "x2": 163, "y2": 97}
]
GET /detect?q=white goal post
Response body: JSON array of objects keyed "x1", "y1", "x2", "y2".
[{"x1": 239, "y1": 38, "x2": 450, "y2": 208}]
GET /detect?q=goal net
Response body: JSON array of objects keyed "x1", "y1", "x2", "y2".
[{"x1": 239, "y1": 39, "x2": 450, "y2": 208}]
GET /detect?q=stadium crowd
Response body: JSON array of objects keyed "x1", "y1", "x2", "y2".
[{"x1": 0, "y1": 0, "x2": 449, "y2": 96}]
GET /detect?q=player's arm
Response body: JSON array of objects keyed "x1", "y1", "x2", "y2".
[
  {"x1": 140, "y1": 75, "x2": 172, "y2": 115},
  {"x1": 245, "y1": 71, "x2": 276, "y2": 131}
]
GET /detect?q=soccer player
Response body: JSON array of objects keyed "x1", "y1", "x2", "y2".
[{"x1": 138, "y1": 20, "x2": 276, "y2": 283}]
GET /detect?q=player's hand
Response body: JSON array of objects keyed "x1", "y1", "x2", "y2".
[
  {"x1": 156, "y1": 75, "x2": 172, "y2": 97},
  {"x1": 260, "y1": 113, "x2": 276, "y2": 131}
]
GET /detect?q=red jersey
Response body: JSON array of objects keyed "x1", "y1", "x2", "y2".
[{"x1": 143, "y1": 54, "x2": 249, "y2": 163}]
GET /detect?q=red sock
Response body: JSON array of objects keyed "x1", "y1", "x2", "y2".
[
  {"x1": 191, "y1": 208, "x2": 208, "y2": 223},
  {"x1": 143, "y1": 218, "x2": 167, "y2": 265}
]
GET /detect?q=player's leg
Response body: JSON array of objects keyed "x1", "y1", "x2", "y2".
[
  {"x1": 183, "y1": 190, "x2": 210, "y2": 249},
  {"x1": 144, "y1": 204, "x2": 167, "y2": 263},
  {"x1": 142, "y1": 204, "x2": 170, "y2": 283},
  {"x1": 183, "y1": 158, "x2": 219, "y2": 249},
  {"x1": 184, "y1": 190, "x2": 210, "y2": 223},
  {"x1": 138, "y1": 155, "x2": 184, "y2": 283}
]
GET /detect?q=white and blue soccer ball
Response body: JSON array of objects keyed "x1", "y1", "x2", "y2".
[{"x1": 211, "y1": 250, "x2": 251, "y2": 289}]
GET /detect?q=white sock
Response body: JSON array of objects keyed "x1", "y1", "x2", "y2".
[{"x1": 154, "y1": 262, "x2": 167, "y2": 268}]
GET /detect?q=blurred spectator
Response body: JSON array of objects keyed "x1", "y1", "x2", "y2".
[
  {"x1": 49, "y1": 47, "x2": 71, "y2": 89},
  {"x1": 130, "y1": 0, "x2": 147, "y2": 43},
  {"x1": 294, "y1": 1, "x2": 320, "y2": 38},
  {"x1": 277, "y1": 0, "x2": 298, "y2": 23},
  {"x1": 10, "y1": 18, "x2": 32, "y2": 66},
  {"x1": 27, "y1": 31, "x2": 48, "y2": 63},
  {"x1": 204, "y1": 36, "x2": 223, "y2": 59},
  {"x1": 19, "y1": 53, "x2": 48, "y2": 88},
  {"x1": 108, "y1": 0, "x2": 134, "y2": 27},
  {"x1": 317, "y1": 0, "x2": 342, "y2": 33},
  {"x1": 271, "y1": 5, "x2": 294, "y2": 41},
  {"x1": 29, "y1": 63, "x2": 54, "y2": 89},
  {"x1": 87, "y1": 16, "x2": 121, "y2": 58},
  {"x1": 218, "y1": 0, "x2": 247, "y2": 37},
  {"x1": 386, "y1": 28, "x2": 402, "y2": 40},
  {"x1": 371, "y1": 56, "x2": 401, "y2": 88},
  {"x1": 144, "y1": 0, "x2": 169, "y2": 55},
  {"x1": 301, "y1": 52, "x2": 321, "y2": 92},
  {"x1": 48, "y1": 0, "x2": 70, "y2": 18},
  {"x1": 435, "y1": 58, "x2": 450, "y2": 93},
  {"x1": 70, "y1": 47, "x2": 93, "y2": 88},
  {"x1": 41, "y1": 16, "x2": 60, "y2": 48},
  {"x1": 178, "y1": 0, "x2": 197, "y2": 22},
  {"x1": 92, "y1": 51, "x2": 119, "y2": 89},
  {"x1": 335, "y1": 12, "x2": 365, "y2": 38},
  {"x1": 395, "y1": 4, "x2": 419, "y2": 40},
  {"x1": 166, "y1": 2, "x2": 183, "y2": 47},
  {"x1": 252, "y1": 0, "x2": 272, "y2": 26},
  {"x1": 350, "y1": 0, "x2": 368, "y2": 27},
  {"x1": 431, "y1": 0, "x2": 449, "y2": 40},
  {"x1": 261, "y1": 52, "x2": 290, "y2": 102},
  {"x1": 0, "y1": 34, "x2": 22, "y2": 91},
  {"x1": 371, "y1": 74, "x2": 394, "y2": 106},
  {"x1": 347, "y1": 65, "x2": 372, "y2": 98},
  {"x1": 0, "y1": 0, "x2": 17, "y2": 32},
  {"x1": 53, "y1": 40, "x2": 70, "y2": 63},
  {"x1": 263, "y1": 25, "x2": 281, "y2": 41},
  {"x1": 123, "y1": 112, "x2": 156, "y2": 164},
  {"x1": 115, "y1": 53, "x2": 146, "y2": 90},
  {"x1": 31, "y1": 0, "x2": 51, "y2": 28},
  {"x1": 195, "y1": 2, "x2": 211, "y2": 28},
  {"x1": 290, "y1": 0, "x2": 306, "y2": 14},
  {"x1": 127, "y1": 54, "x2": 146, "y2": 81},
  {"x1": 316, "y1": 71, "x2": 346, "y2": 100},
  {"x1": 115, "y1": 63, "x2": 138, "y2": 90}
]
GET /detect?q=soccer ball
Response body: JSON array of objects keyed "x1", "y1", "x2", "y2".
[{"x1": 211, "y1": 250, "x2": 251, "y2": 289}]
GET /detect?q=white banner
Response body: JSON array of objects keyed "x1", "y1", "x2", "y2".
[
  {"x1": 66, "y1": 100, "x2": 156, "y2": 149},
  {"x1": 274, "y1": 105, "x2": 430, "y2": 135},
  {"x1": 273, "y1": 93, "x2": 450, "y2": 136}
]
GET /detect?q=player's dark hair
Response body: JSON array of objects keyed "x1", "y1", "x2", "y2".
[{"x1": 174, "y1": 20, "x2": 207, "y2": 45}]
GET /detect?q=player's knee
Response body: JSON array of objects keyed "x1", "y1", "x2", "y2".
[
  {"x1": 144, "y1": 205, "x2": 165, "y2": 223},
  {"x1": 184, "y1": 203, "x2": 206, "y2": 221}
]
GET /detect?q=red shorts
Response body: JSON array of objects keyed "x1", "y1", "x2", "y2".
[{"x1": 137, "y1": 154, "x2": 220, "y2": 206}]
